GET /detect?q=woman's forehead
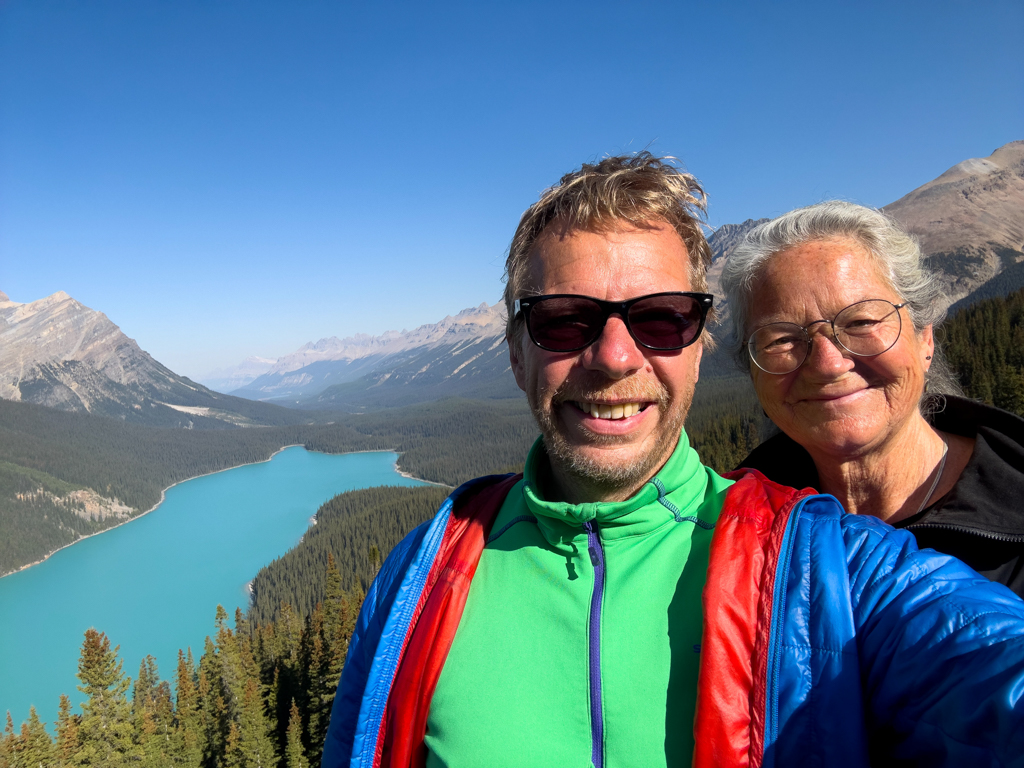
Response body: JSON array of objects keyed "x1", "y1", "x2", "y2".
[{"x1": 749, "y1": 239, "x2": 899, "y2": 321}]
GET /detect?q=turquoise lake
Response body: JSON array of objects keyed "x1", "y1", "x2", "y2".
[{"x1": 0, "y1": 447, "x2": 427, "y2": 728}]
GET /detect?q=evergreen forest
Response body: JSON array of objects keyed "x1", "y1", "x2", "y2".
[{"x1": 943, "y1": 287, "x2": 1024, "y2": 416}]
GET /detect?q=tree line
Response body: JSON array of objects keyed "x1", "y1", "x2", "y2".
[
  {"x1": 1, "y1": 556, "x2": 361, "y2": 768},
  {"x1": 943, "y1": 286, "x2": 1024, "y2": 416}
]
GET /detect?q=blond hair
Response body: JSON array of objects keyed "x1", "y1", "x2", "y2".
[{"x1": 503, "y1": 153, "x2": 712, "y2": 350}]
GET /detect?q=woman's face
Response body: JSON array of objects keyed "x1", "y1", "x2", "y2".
[{"x1": 746, "y1": 238, "x2": 934, "y2": 461}]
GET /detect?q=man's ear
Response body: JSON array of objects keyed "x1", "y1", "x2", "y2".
[
  {"x1": 693, "y1": 341, "x2": 703, "y2": 384},
  {"x1": 508, "y1": 335, "x2": 527, "y2": 392}
]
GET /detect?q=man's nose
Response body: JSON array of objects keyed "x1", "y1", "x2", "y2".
[{"x1": 581, "y1": 315, "x2": 646, "y2": 378}]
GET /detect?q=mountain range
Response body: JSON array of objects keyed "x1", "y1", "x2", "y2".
[
  {"x1": 0, "y1": 291, "x2": 310, "y2": 428},
  {"x1": 202, "y1": 142, "x2": 1024, "y2": 405},
  {"x1": 220, "y1": 302, "x2": 509, "y2": 405},
  {"x1": 2, "y1": 141, "x2": 1021, "y2": 418}
]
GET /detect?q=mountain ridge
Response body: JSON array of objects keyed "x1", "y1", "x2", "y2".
[
  {"x1": 883, "y1": 140, "x2": 1024, "y2": 303},
  {"x1": 0, "y1": 291, "x2": 313, "y2": 428},
  {"x1": 222, "y1": 302, "x2": 506, "y2": 401}
]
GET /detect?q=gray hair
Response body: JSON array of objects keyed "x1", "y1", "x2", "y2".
[{"x1": 720, "y1": 200, "x2": 961, "y2": 401}]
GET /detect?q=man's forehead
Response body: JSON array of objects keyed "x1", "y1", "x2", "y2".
[{"x1": 524, "y1": 218, "x2": 690, "y2": 289}]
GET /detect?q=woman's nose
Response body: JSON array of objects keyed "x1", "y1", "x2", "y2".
[{"x1": 802, "y1": 328, "x2": 855, "y2": 376}]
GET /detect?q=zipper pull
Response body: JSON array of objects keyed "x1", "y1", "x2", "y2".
[{"x1": 583, "y1": 520, "x2": 601, "y2": 566}]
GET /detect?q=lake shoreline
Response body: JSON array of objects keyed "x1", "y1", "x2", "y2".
[
  {"x1": 1, "y1": 446, "x2": 426, "y2": 729},
  {"x1": 2, "y1": 446, "x2": 431, "y2": 580}
]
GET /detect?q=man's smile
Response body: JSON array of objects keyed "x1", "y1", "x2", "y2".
[{"x1": 570, "y1": 400, "x2": 649, "y2": 420}]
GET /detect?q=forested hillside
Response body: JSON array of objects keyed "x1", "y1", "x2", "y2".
[
  {"x1": 944, "y1": 286, "x2": 1024, "y2": 416},
  {"x1": 249, "y1": 485, "x2": 452, "y2": 626},
  {"x1": 687, "y1": 376, "x2": 762, "y2": 472}
]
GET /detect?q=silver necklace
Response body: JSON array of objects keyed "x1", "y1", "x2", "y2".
[{"x1": 914, "y1": 437, "x2": 948, "y2": 516}]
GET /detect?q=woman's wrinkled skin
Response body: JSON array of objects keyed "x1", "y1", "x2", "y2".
[{"x1": 746, "y1": 237, "x2": 975, "y2": 523}]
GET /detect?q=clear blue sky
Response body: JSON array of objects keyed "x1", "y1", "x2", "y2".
[{"x1": 2, "y1": 0, "x2": 1021, "y2": 379}]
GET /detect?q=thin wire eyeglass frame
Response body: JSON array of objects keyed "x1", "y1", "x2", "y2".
[{"x1": 747, "y1": 299, "x2": 908, "y2": 375}]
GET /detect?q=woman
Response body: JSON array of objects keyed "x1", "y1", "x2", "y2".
[{"x1": 722, "y1": 201, "x2": 1024, "y2": 598}]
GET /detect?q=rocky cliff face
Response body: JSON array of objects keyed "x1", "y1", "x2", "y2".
[
  {"x1": 884, "y1": 141, "x2": 1024, "y2": 303},
  {"x1": 0, "y1": 291, "x2": 162, "y2": 405},
  {"x1": 0, "y1": 291, "x2": 302, "y2": 426}
]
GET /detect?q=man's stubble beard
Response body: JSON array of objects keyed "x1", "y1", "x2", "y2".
[{"x1": 529, "y1": 373, "x2": 696, "y2": 497}]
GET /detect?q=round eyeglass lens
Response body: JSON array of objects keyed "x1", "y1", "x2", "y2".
[
  {"x1": 748, "y1": 324, "x2": 809, "y2": 374},
  {"x1": 832, "y1": 299, "x2": 903, "y2": 356},
  {"x1": 748, "y1": 299, "x2": 904, "y2": 374}
]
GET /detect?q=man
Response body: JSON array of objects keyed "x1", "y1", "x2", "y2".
[{"x1": 323, "y1": 154, "x2": 1024, "y2": 768}]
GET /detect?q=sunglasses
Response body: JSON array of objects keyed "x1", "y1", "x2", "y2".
[{"x1": 514, "y1": 292, "x2": 713, "y2": 352}]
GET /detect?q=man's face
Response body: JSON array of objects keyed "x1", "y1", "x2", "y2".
[{"x1": 509, "y1": 219, "x2": 702, "y2": 502}]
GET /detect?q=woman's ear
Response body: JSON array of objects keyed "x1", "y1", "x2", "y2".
[{"x1": 920, "y1": 324, "x2": 935, "y2": 370}]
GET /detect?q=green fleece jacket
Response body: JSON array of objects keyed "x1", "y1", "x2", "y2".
[{"x1": 424, "y1": 434, "x2": 732, "y2": 768}]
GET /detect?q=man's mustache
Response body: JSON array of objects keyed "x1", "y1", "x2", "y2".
[{"x1": 551, "y1": 375, "x2": 668, "y2": 406}]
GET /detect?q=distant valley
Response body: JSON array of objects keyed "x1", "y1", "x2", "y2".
[{"x1": 216, "y1": 302, "x2": 514, "y2": 409}]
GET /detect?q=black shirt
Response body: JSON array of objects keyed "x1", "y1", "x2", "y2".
[{"x1": 739, "y1": 396, "x2": 1024, "y2": 599}]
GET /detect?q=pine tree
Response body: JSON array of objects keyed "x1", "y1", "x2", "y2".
[
  {"x1": 1, "y1": 711, "x2": 14, "y2": 768},
  {"x1": 132, "y1": 656, "x2": 175, "y2": 768},
  {"x1": 55, "y1": 694, "x2": 81, "y2": 767},
  {"x1": 73, "y1": 629, "x2": 137, "y2": 767},
  {"x1": 197, "y1": 637, "x2": 226, "y2": 767},
  {"x1": 223, "y1": 722, "x2": 243, "y2": 768},
  {"x1": 215, "y1": 606, "x2": 246, "y2": 724},
  {"x1": 19, "y1": 706, "x2": 55, "y2": 767},
  {"x1": 284, "y1": 701, "x2": 307, "y2": 768},
  {"x1": 173, "y1": 649, "x2": 202, "y2": 768},
  {"x1": 235, "y1": 679, "x2": 275, "y2": 768},
  {"x1": 301, "y1": 606, "x2": 331, "y2": 765}
]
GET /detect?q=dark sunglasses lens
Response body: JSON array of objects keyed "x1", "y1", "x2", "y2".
[
  {"x1": 627, "y1": 295, "x2": 703, "y2": 349},
  {"x1": 528, "y1": 297, "x2": 605, "y2": 351}
]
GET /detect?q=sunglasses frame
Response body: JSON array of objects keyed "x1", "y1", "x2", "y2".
[{"x1": 514, "y1": 291, "x2": 714, "y2": 352}]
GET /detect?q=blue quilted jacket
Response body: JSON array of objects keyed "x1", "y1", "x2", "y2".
[{"x1": 323, "y1": 471, "x2": 1024, "y2": 767}]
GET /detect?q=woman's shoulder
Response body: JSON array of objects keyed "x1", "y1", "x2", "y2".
[
  {"x1": 931, "y1": 394, "x2": 1024, "y2": 443},
  {"x1": 736, "y1": 430, "x2": 820, "y2": 489}
]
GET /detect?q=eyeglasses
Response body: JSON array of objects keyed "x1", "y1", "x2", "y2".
[
  {"x1": 514, "y1": 292, "x2": 713, "y2": 352},
  {"x1": 747, "y1": 299, "x2": 906, "y2": 375}
]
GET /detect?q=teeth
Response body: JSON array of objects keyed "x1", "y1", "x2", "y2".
[{"x1": 579, "y1": 402, "x2": 642, "y2": 420}]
